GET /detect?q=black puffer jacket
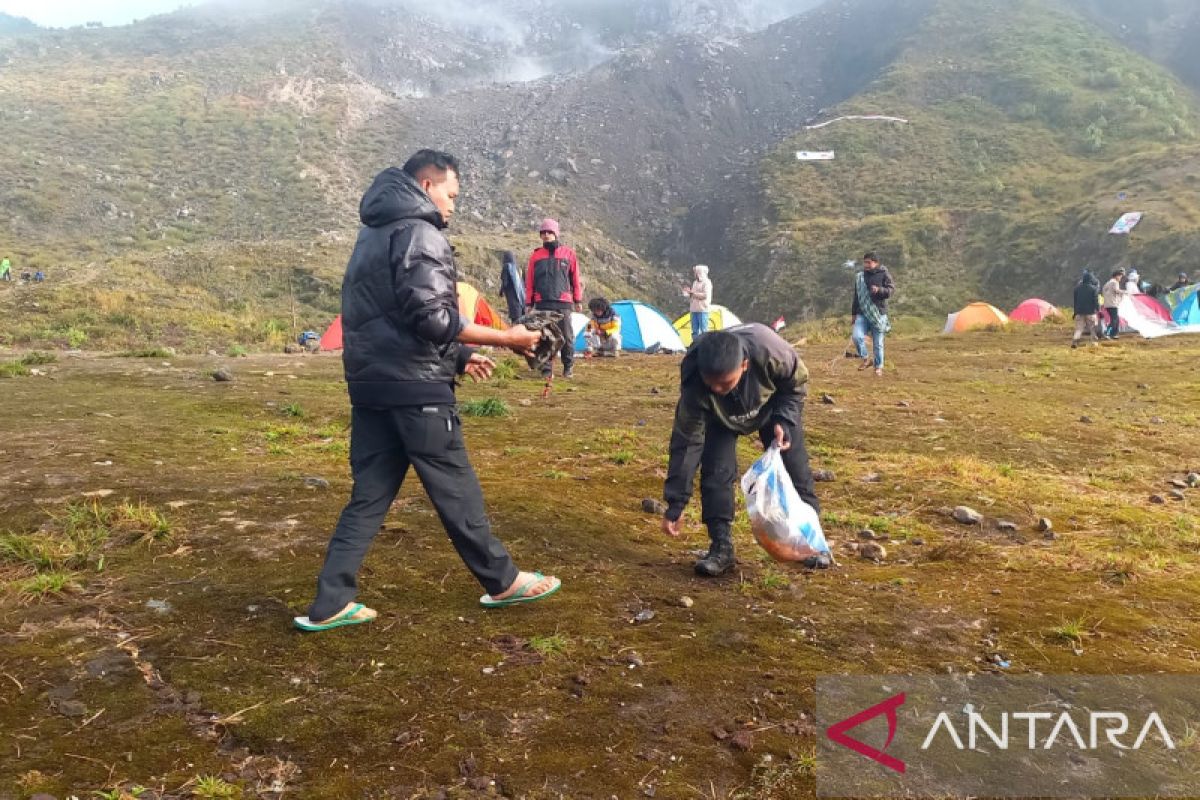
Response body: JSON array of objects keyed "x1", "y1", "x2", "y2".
[
  {"x1": 850, "y1": 266, "x2": 896, "y2": 316},
  {"x1": 341, "y1": 168, "x2": 470, "y2": 408}
]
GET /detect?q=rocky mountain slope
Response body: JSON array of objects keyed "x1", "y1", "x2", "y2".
[{"x1": 0, "y1": 0, "x2": 1198, "y2": 350}]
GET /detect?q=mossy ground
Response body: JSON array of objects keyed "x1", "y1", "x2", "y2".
[{"x1": 2, "y1": 326, "x2": 1199, "y2": 799}]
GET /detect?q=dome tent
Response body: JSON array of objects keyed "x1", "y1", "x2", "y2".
[
  {"x1": 672, "y1": 305, "x2": 744, "y2": 346},
  {"x1": 572, "y1": 300, "x2": 685, "y2": 353},
  {"x1": 319, "y1": 281, "x2": 504, "y2": 351},
  {"x1": 943, "y1": 302, "x2": 1009, "y2": 334},
  {"x1": 1009, "y1": 298, "x2": 1061, "y2": 324}
]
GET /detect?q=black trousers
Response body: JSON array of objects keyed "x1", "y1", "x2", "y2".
[
  {"x1": 534, "y1": 302, "x2": 574, "y2": 375},
  {"x1": 699, "y1": 415, "x2": 819, "y2": 542},
  {"x1": 307, "y1": 405, "x2": 519, "y2": 621},
  {"x1": 1105, "y1": 307, "x2": 1120, "y2": 337}
]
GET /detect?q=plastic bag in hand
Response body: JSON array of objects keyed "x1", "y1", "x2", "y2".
[{"x1": 740, "y1": 444, "x2": 829, "y2": 562}]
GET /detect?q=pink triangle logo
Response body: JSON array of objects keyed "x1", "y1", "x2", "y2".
[{"x1": 825, "y1": 692, "x2": 907, "y2": 774}]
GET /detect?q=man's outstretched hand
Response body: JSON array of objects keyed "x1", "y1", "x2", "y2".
[
  {"x1": 504, "y1": 324, "x2": 543, "y2": 357},
  {"x1": 464, "y1": 353, "x2": 495, "y2": 382},
  {"x1": 661, "y1": 515, "x2": 682, "y2": 538},
  {"x1": 760, "y1": 423, "x2": 792, "y2": 452}
]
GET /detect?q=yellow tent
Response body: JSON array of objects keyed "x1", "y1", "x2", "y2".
[
  {"x1": 943, "y1": 302, "x2": 1009, "y2": 334},
  {"x1": 673, "y1": 305, "x2": 743, "y2": 346},
  {"x1": 457, "y1": 281, "x2": 507, "y2": 330}
]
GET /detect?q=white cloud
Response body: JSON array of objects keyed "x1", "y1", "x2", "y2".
[{"x1": 0, "y1": 0, "x2": 189, "y2": 28}]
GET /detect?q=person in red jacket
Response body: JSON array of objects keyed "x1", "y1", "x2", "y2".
[{"x1": 525, "y1": 218, "x2": 583, "y2": 378}]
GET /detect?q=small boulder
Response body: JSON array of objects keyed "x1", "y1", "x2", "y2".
[
  {"x1": 1169, "y1": 490, "x2": 1186, "y2": 502},
  {"x1": 212, "y1": 368, "x2": 233, "y2": 382},
  {"x1": 283, "y1": 343, "x2": 303, "y2": 354},
  {"x1": 679, "y1": 596, "x2": 694, "y2": 609},
  {"x1": 857, "y1": 529, "x2": 876, "y2": 541},
  {"x1": 1187, "y1": 473, "x2": 1200, "y2": 488},
  {"x1": 650, "y1": 387, "x2": 661, "y2": 395},
  {"x1": 813, "y1": 469, "x2": 836, "y2": 482},
  {"x1": 1150, "y1": 495, "x2": 1167, "y2": 505},
  {"x1": 952, "y1": 506, "x2": 983, "y2": 525},
  {"x1": 1169, "y1": 479, "x2": 1189, "y2": 490},
  {"x1": 1079, "y1": 415, "x2": 1093, "y2": 424},
  {"x1": 304, "y1": 476, "x2": 330, "y2": 490},
  {"x1": 1036, "y1": 518, "x2": 1053, "y2": 533},
  {"x1": 911, "y1": 537, "x2": 925, "y2": 546},
  {"x1": 730, "y1": 730, "x2": 754, "y2": 752},
  {"x1": 641, "y1": 498, "x2": 667, "y2": 515},
  {"x1": 821, "y1": 393, "x2": 836, "y2": 405},
  {"x1": 861, "y1": 473, "x2": 882, "y2": 483},
  {"x1": 633, "y1": 609, "x2": 656, "y2": 624},
  {"x1": 996, "y1": 520, "x2": 1018, "y2": 532},
  {"x1": 859, "y1": 542, "x2": 887, "y2": 562}
]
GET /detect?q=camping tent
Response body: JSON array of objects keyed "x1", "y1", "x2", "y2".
[
  {"x1": 672, "y1": 305, "x2": 744, "y2": 346},
  {"x1": 1101, "y1": 293, "x2": 1183, "y2": 339},
  {"x1": 943, "y1": 302, "x2": 1009, "y2": 334},
  {"x1": 1165, "y1": 285, "x2": 1200, "y2": 327},
  {"x1": 318, "y1": 315, "x2": 343, "y2": 351},
  {"x1": 319, "y1": 281, "x2": 505, "y2": 351},
  {"x1": 573, "y1": 300, "x2": 685, "y2": 353},
  {"x1": 1009, "y1": 298, "x2": 1061, "y2": 324}
]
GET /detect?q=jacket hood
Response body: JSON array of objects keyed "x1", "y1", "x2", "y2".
[
  {"x1": 694, "y1": 264, "x2": 709, "y2": 280},
  {"x1": 501, "y1": 250, "x2": 516, "y2": 266},
  {"x1": 359, "y1": 167, "x2": 446, "y2": 230}
]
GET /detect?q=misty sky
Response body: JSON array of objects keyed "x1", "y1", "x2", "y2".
[{"x1": 0, "y1": 0, "x2": 186, "y2": 27}]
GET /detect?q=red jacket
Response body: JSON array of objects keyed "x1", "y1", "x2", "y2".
[{"x1": 525, "y1": 244, "x2": 582, "y2": 305}]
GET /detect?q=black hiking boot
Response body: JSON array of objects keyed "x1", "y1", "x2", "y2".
[{"x1": 694, "y1": 535, "x2": 735, "y2": 577}]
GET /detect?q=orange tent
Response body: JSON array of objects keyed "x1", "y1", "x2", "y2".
[
  {"x1": 943, "y1": 302, "x2": 1009, "y2": 334},
  {"x1": 318, "y1": 282, "x2": 504, "y2": 351},
  {"x1": 456, "y1": 281, "x2": 507, "y2": 331}
]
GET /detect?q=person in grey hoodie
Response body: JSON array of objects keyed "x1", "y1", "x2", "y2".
[
  {"x1": 660, "y1": 324, "x2": 820, "y2": 576},
  {"x1": 682, "y1": 264, "x2": 714, "y2": 340}
]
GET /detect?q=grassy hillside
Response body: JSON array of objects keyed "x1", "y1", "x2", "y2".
[{"x1": 730, "y1": 0, "x2": 1200, "y2": 320}]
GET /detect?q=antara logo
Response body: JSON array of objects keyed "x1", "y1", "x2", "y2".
[{"x1": 825, "y1": 692, "x2": 907, "y2": 774}]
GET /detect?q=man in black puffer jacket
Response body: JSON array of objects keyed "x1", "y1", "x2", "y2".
[{"x1": 297, "y1": 150, "x2": 562, "y2": 632}]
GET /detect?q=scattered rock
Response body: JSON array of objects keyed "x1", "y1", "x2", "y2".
[
  {"x1": 842, "y1": 542, "x2": 861, "y2": 554},
  {"x1": 812, "y1": 469, "x2": 836, "y2": 482},
  {"x1": 54, "y1": 699, "x2": 87, "y2": 718},
  {"x1": 1150, "y1": 495, "x2": 1166, "y2": 505},
  {"x1": 649, "y1": 387, "x2": 661, "y2": 395},
  {"x1": 633, "y1": 609, "x2": 656, "y2": 624},
  {"x1": 1150, "y1": 416, "x2": 1165, "y2": 425},
  {"x1": 730, "y1": 730, "x2": 754, "y2": 752},
  {"x1": 1036, "y1": 518, "x2": 1053, "y2": 533},
  {"x1": 1169, "y1": 479, "x2": 1189, "y2": 490},
  {"x1": 859, "y1": 542, "x2": 887, "y2": 562},
  {"x1": 1043, "y1": 530, "x2": 1057, "y2": 541},
  {"x1": 467, "y1": 777, "x2": 492, "y2": 792},
  {"x1": 821, "y1": 393, "x2": 836, "y2": 405},
  {"x1": 283, "y1": 343, "x2": 303, "y2": 354},
  {"x1": 857, "y1": 529, "x2": 876, "y2": 541},
  {"x1": 481, "y1": 666, "x2": 496, "y2": 675},
  {"x1": 861, "y1": 473, "x2": 882, "y2": 483},
  {"x1": 304, "y1": 476, "x2": 330, "y2": 490},
  {"x1": 82, "y1": 489, "x2": 115, "y2": 498},
  {"x1": 679, "y1": 596, "x2": 694, "y2": 609},
  {"x1": 911, "y1": 538, "x2": 925, "y2": 546},
  {"x1": 897, "y1": 400, "x2": 911, "y2": 408},
  {"x1": 1169, "y1": 490, "x2": 1186, "y2": 502},
  {"x1": 145, "y1": 599, "x2": 173, "y2": 614},
  {"x1": 1188, "y1": 473, "x2": 1200, "y2": 488},
  {"x1": 711, "y1": 726, "x2": 730, "y2": 741},
  {"x1": 212, "y1": 368, "x2": 233, "y2": 382},
  {"x1": 952, "y1": 506, "x2": 983, "y2": 525},
  {"x1": 1079, "y1": 415, "x2": 1093, "y2": 424},
  {"x1": 641, "y1": 498, "x2": 667, "y2": 515},
  {"x1": 623, "y1": 652, "x2": 645, "y2": 668},
  {"x1": 1137, "y1": 383, "x2": 1149, "y2": 390},
  {"x1": 518, "y1": 399, "x2": 532, "y2": 407},
  {"x1": 996, "y1": 520, "x2": 1018, "y2": 532}
]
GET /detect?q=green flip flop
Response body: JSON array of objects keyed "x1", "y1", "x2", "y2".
[
  {"x1": 479, "y1": 572, "x2": 562, "y2": 609},
  {"x1": 293, "y1": 602, "x2": 376, "y2": 632}
]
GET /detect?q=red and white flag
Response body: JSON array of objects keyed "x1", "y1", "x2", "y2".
[{"x1": 772, "y1": 316, "x2": 786, "y2": 332}]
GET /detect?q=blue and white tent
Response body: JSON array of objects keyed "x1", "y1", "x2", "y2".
[
  {"x1": 1166, "y1": 285, "x2": 1200, "y2": 328},
  {"x1": 573, "y1": 300, "x2": 686, "y2": 353}
]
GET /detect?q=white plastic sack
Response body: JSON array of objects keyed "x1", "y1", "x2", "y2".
[{"x1": 740, "y1": 445, "x2": 829, "y2": 561}]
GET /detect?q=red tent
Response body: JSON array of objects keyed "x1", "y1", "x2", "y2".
[
  {"x1": 318, "y1": 282, "x2": 505, "y2": 352},
  {"x1": 1009, "y1": 298, "x2": 1060, "y2": 324},
  {"x1": 318, "y1": 315, "x2": 343, "y2": 351}
]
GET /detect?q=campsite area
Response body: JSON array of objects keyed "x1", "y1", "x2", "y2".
[{"x1": 2, "y1": 325, "x2": 1199, "y2": 799}]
